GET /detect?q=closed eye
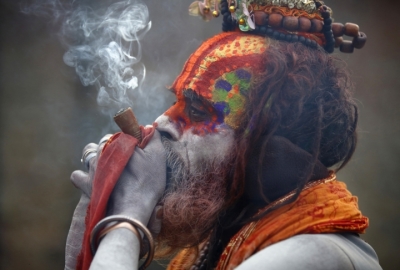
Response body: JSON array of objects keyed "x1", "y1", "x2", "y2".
[
  {"x1": 190, "y1": 105, "x2": 208, "y2": 122},
  {"x1": 190, "y1": 106, "x2": 208, "y2": 122},
  {"x1": 183, "y1": 89, "x2": 213, "y2": 123}
]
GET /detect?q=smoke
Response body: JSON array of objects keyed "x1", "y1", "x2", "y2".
[
  {"x1": 62, "y1": 1, "x2": 150, "y2": 114},
  {"x1": 20, "y1": 0, "x2": 220, "y2": 129},
  {"x1": 22, "y1": 0, "x2": 152, "y2": 117}
]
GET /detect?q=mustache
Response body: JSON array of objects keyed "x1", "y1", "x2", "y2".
[{"x1": 160, "y1": 133, "x2": 188, "y2": 189}]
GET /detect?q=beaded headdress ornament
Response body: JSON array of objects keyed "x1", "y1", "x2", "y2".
[{"x1": 189, "y1": 0, "x2": 367, "y2": 53}]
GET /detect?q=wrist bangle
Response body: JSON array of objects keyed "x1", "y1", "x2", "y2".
[
  {"x1": 98, "y1": 222, "x2": 142, "y2": 249},
  {"x1": 90, "y1": 215, "x2": 155, "y2": 270}
]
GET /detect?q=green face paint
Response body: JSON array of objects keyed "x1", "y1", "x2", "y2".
[{"x1": 210, "y1": 69, "x2": 252, "y2": 129}]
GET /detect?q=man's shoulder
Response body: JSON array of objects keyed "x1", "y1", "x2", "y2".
[{"x1": 235, "y1": 233, "x2": 381, "y2": 270}]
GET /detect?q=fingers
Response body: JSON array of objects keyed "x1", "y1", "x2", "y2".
[
  {"x1": 82, "y1": 143, "x2": 98, "y2": 170},
  {"x1": 105, "y1": 128, "x2": 167, "y2": 225},
  {"x1": 142, "y1": 130, "x2": 166, "y2": 156},
  {"x1": 88, "y1": 154, "x2": 98, "y2": 171},
  {"x1": 70, "y1": 170, "x2": 92, "y2": 197},
  {"x1": 81, "y1": 134, "x2": 112, "y2": 170},
  {"x1": 98, "y1": 134, "x2": 112, "y2": 145},
  {"x1": 82, "y1": 143, "x2": 98, "y2": 154},
  {"x1": 98, "y1": 134, "x2": 112, "y2": 155},
  {"x1": 72, "y1": 134, "x2": 113, "y2": 197},
  {"x1": 130, "y1": 130, "x2": 166, "y2": 172}
]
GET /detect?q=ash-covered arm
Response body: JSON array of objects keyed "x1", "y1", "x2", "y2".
[
  {"x1": 90, "y1": 229, "x2": 140, "y2": 270},
  {"x1": 235, "y1": 234, "x2": 382, "y2": 270}
]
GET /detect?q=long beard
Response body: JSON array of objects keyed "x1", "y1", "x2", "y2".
[{"x1": 157, "y1": 136, "x2": 233, "y2": 254}]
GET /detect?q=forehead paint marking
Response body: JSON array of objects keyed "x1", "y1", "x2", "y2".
[
  {"x1": 172, "y1": 33, "x2": 268, "y2": 94},
  {"x1": 210, "y1": 69, "x2": 252, "y2": 128},
  {"x1": 214, "y1": 102, "x2": 230, "y2": 116},
  {"x1": 213, "y1": 89, "x2": 228, "y2": 102},
  {"x1": 215, "y1": 80, "x2": 232, "y2": 92},
  {"x1": 186, "y1": 54, "x2": 263, "y2": 100},
  {"x1": 225, "y1": 71, "x2": 251, "y2": 93},
  {"x1": 236, "y1": 69, "x2": 252, "y2": 80}
]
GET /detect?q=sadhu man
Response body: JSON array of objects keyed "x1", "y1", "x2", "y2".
[{"x1": 65, "y1": 1, "x2": 382, "y2": 269}]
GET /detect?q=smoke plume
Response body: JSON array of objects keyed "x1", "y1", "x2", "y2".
[
  {"x1": 23, "y1": 0, "x2": 151, "y2": 117},
  {"x1": 20, "y1": 0, "x2": 219, "y2": 129}
]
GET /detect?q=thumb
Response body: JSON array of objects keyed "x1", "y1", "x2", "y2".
[
  {"x1": 70, "y1": 170, "x2": 92, "y2": 197},
  {"x1": 142, "y1": 130, "x2": 165, "y2": 155}
]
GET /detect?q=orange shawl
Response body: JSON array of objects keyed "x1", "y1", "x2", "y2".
[{"x1": 168, "y1": 176, "x2": 369, "y2": 270}]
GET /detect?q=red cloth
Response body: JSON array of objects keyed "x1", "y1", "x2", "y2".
[{"x1": 77, "y1": 125, "x2": 156, "y2": 270}]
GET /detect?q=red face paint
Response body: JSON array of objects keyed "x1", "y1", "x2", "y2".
[
  {"x1": 164, "y1": 32, "x2": 269, "y2": 135},
  {"x1": 164, "y1": 89, "x2": 223, "y2": 136}
]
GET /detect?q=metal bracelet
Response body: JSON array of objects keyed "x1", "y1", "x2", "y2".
[
  {"x1": 90, "y1": 215, "x2": 155, "y2": 270},
  {"x1": 98, "y1": 222, "x2": 143, "y2": 250},
  {"x1": 81, "y1": 149, "x2": 97, "y2": 168}
]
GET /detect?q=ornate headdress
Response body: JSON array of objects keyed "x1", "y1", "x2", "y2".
[{"x1": 189, "y1": 0, "x2": 367, "y2": 53}]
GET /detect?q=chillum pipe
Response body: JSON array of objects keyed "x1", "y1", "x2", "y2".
[{"x1": 114, "y1": 107, "x2": 142, "y2": 142}]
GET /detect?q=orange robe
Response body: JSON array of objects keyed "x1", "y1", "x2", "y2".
[{"x1": 168, "y1": 176, "x2": 369, "y2": 270}]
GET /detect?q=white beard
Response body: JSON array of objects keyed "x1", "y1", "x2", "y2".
[{"x1": 154, "y1": 114, "x2": 236, "y2": 248}]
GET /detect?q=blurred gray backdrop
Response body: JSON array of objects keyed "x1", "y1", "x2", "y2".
[{"x1": 0, "y1": 0, "x2": 399, "y2": 269}]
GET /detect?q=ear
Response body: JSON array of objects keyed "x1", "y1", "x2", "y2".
[{"x1": 244, "y1": 136, "x2": 329, "y2": 205}]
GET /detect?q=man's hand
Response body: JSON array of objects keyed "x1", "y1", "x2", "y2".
[
  {"x1": 65, "y1": 135, "x2": 110, "y2": 270},
  {"x1": 106, "y1": 130, "x2": 166, "y2": 225}
]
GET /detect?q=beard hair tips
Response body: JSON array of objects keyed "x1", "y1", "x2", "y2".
[{"x1": 157, "y1": 135, "x2": 233, "y2": 254}]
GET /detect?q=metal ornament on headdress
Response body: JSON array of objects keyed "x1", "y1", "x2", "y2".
[
  {"x1": 189, "y1": 0, "x2": 221, "y2": 21},
  {"x1": 238, "y1": 2, "x2": 255, "y2": 31},
  {"x1": 188, "y1": 0, "x2": 367, "y2": 54},
  {"x1": 253, "y1": 0, "x2": 318, "y2": 13}
]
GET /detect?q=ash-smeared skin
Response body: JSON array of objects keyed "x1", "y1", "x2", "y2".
[
  {"x1": 65, "y1": 132, "x2": 166, "y2": 270},
  {"x1": 155, "y1": 86, "x2": 238, "y2": 178},
  {"x1": 155, "y1": 69, "x2": 252, "y2": 173},
  {"x1": 156, "y1": 114, "x2": 235, "y2": 175},
  {"x1": 155, "y1": 95, "x2": 236, "y2": 249}
]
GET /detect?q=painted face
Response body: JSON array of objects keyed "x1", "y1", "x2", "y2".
[{"x1": 156, "y1": 32, "x2": 269, "y2": 175}]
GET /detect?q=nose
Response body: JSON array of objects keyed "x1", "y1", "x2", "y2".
[{"x1": 155, "y1": 114, "x2": 180, "y2": 141}]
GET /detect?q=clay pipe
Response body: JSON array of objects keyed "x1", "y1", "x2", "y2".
[{"x1": 113, "y1": 107, "x2": 142, "y2": 142}]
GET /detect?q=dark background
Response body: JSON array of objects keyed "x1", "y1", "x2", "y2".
[{"x1": 0, "y1": 0, "x2": 399, "y2": 269}]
